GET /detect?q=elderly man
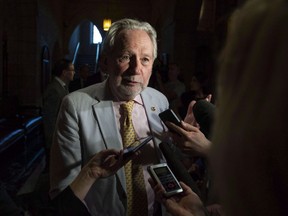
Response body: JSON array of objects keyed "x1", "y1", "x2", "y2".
[{"x1": 49, "y1": 18, "x2": 169, "y2": 215}]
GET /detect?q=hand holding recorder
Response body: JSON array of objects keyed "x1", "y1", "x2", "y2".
[
  {"x1": 148, "y1": 173, "x2": 206, "y2": 216},
  {"x1": 148, "y1": 163, "x2": 183, "y2": 197}
]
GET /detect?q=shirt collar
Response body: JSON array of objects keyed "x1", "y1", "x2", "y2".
[
  {"x1": 113, "y1": 94, "x2": 143, "y2": 106},
  {"x1": 134, "y1": 94, "x2": 143, "y2": 106}
]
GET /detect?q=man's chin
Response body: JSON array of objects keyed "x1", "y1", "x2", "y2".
[{"x1": 118, "y1": 85, "x2": 145, "y2": 100}]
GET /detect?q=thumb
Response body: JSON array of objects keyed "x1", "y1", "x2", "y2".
[{"x1": 184, "y1": 100, "x2": 196, "y2": 123}]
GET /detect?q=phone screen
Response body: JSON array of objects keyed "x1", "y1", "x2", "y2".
[
  {"x1": 153, "y1": 166, "x2": 182, "y2": 193},
  {"x1": 123, "y1": 135, "x2": 153, "y2": 159},
  {"x1": 133, "y1": 135, "x2": 153, "y2": 152},
  {"x1": 159, "y1": 109, "x2": 182, "y2": 135},
  {"x1": 148, "y1": 163, "x2": 183, "y2": 197},
  {"x1": 159, "y1": 109, "x2": 182, "y2": 126}
]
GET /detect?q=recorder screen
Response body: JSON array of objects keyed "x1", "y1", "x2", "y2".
[{"x1": 154, "y1": 167, "x2": 181, "y2": 192}]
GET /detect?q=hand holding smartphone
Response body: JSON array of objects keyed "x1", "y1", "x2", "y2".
[
  {"x1": 122, "y1": 135, "x2": 153, "y2": 160},
  {"x1": 148, "y1": 163, "x2": 183, "y2": 197},
  {"x1": 159, "y1": 109, "x2": 182, "y2": 134}
]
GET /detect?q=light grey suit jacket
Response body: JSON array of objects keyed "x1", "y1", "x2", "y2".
[{"x1": 50, "y1": 80, "x2": 169, "y2": 215}]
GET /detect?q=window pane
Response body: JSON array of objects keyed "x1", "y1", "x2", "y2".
[{"x1": 93, "y1": 25, "x2": 102, "y2": 44}]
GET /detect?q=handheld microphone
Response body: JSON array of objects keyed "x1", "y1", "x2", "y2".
[{"x1": 192, "y1": 99, "x2": 215, "y2": 139}]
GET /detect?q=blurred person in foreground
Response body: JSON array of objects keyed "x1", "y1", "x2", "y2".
[{"x1": 151, "y1": 0, "x2": 288, "y2": 215}]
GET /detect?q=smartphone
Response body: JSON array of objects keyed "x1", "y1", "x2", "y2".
[
  {"x1": 159, "y1": 109, "x2": 182, "y2": 126},
  {"x1": 123, "y1": 135, "x2": 153, "y2": 159},
  {"x1": 147, "y1": 163, "x2": 183, "y2": 197},
  {"x1": 159, "y1": 109, "x2": 182, "y2": 133}
]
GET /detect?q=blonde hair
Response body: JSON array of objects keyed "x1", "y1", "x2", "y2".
[{"x1": 211, "y1": 0, "x2": 288, "y2": 215}]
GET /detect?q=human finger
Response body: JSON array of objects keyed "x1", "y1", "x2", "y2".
[
  {"x1": 179, "y1": 181, "x2": 194, "y2": 195},
  {"x1": 165, "y1": 121, "x2": 187, "y2": 136},
  {"x1": 205, "y1": 94, "x2": 212, "y2": 102},
  {"x1": 180, "y1": 121, "x2": 199, "y2": 132}
]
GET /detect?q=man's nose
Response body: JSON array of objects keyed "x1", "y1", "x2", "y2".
[{"x1": 129, "y1": 57, "x2": 142, "y2": 74}]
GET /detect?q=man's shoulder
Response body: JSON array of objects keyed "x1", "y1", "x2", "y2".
[
  {"x1": 65, "y1": 82, "x2": 104, "y2": 103},
  {"x1": 143, "y1": 87, "x2": 166, "y2": 98},
  {"x1": 141, "y1": 87, "x2": 169, "y2": 108},
  {"x1": 44, "y1": 79, "x2": 63, "y2": 95}
]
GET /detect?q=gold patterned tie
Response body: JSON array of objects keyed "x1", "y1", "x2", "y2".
[{"x1": 121, "y1": 101, "x2": 148, "y2": 216}]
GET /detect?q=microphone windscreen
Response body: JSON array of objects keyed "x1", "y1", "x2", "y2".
[
  {"x1": 159, "y1": 142, "x2": 202, "y2": 198},
  {"x1": 192, "y1": 100, "x2": 215, "y2": 139}
]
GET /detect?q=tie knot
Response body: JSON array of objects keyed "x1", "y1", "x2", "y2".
[{"x1": 122, "y1": 100, "x2": 134, "y2": 115}]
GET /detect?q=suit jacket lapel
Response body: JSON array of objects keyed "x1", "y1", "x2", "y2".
[
  {"x1": 141, "y1": 90, "x2": 167, "y2": 163},
  {"x1": 141, "y1": 90, "x2": 164, "y2": 133},
  {"x1": 93, "y1": 101, "x2": 122, "y2": 150},
  {"x1": 141, "y1": 91, "x2": 159, "y2": 120},
  {"x1": 91, "y1": 81, "x2": 126, "y2": 190}
]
